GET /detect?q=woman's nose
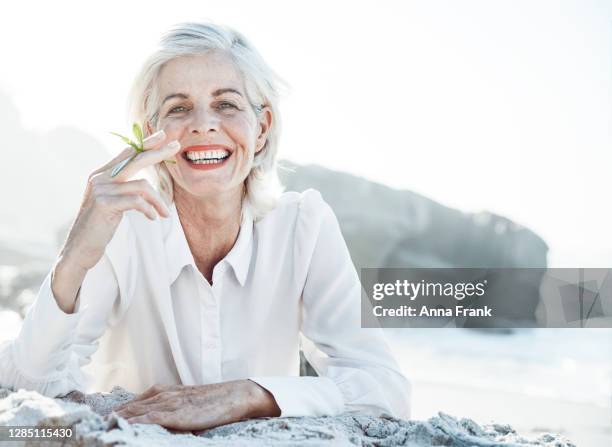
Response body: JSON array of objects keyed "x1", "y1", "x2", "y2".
[{"x1": 189, "y1": 107, "x2": 219, "y2": 135}]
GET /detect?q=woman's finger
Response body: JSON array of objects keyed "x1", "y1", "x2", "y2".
[
  {"x1": 121, "y1": 384, "x2": 181, "y2": 407},
  {"x1": 135, "y1": 385, "x2": 163, "y2": 401},
  {"x1": 115, "y1": 393, "x2": 162, "y2": 412},
  {"x1": 98, "y1": 194, "x2": 158, "y2": 220},
  {"x1": 105, "y1": 179, "x2": 170, "y2": 218},
  {"x1": 91, "y1": 129, "x2": 168, "y2": 180},
  {"x1": 126, "y1": 411, "x2": 165, "y2": 425},
  {"x1": 142, "y1": 129, "x2": 168, "y2": 150},
  {"x1": 112, "y1": 140, "x2": 181, "y2": 182},
  {"x1": 109, "y1": 152, "x2": 138, "y2": 178},
  {"x1": 133, "y1": 392, "x2": 182, "y2": 410},
  {"x1": 117, "y1": 400, "x2": 173, "y2": 418},
  {"x1": 89, "y1": 146, "x2": 135, "y2": 180}
]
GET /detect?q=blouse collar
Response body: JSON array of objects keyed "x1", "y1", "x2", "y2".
[{"x1": 163, "y1": 201, "x2": 253, "y2": 287}]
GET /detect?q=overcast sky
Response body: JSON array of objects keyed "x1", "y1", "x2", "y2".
[{"x1": 0, "y1": 0, "x2": 610, "y2": 266}]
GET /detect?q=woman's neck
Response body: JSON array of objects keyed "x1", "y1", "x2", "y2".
[{"x1": 173, "y1": 185, "x2": 243, "y2": 282}]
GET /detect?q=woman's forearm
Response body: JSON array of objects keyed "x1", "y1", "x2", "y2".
[{"x1": 51, "y1": 253, "x2": 89, "y2": 314}]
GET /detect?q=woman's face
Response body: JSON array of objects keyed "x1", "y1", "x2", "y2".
[{"x1": 149, "y1": 52, "x2": 272, "y2": 200}]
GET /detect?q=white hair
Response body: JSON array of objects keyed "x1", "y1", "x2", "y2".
[{"x1": 126, "y1": 21, "x2": 287, "y2": 222}]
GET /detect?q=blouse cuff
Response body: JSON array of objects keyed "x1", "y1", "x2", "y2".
[
  {"x1": 12, "y1": 271, "x2": 88, "y2": 377},
  {"x1": 0, "y1": 340, "x2": 91, "y2": 397},
  {"x1": 248, "y1": 376, "x2": 345, "y2": 417}
]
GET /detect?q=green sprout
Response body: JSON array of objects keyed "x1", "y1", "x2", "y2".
[{"x1": 109, "y1": 123, "x2": 176, "y2": 178}]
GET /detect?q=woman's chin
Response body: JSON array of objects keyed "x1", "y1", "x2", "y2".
[{"x1": 176, "y1": 180, "x2": 242, "y2": 201}]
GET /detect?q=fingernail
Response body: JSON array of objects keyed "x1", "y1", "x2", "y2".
[{"x1": 167, "y1": 140, "x2": 180, "y2": 150}]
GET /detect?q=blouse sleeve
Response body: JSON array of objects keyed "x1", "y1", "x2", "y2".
[
  {"x1": 250, "y1": 189, "x2": 411, "y2": 419},
  {"x1": 0, "y1": 215, "x2": 135, "y2": 398}
]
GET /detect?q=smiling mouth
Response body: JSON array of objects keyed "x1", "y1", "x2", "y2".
[{"x1": 182, "y1": 152, "x2": 231, "y2": 164}]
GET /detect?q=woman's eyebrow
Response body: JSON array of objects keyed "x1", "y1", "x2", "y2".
[
  {"x1": 212, "y1": 88, "x2": 243, "y2": 97},
  {"x1": 161, "y1": 93, "x2": 189, "y2": 107},
  {"x1": 161, "y1": 88, "x2": 243, "y2": 107}
]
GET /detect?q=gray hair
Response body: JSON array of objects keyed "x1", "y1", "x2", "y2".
[{"x1": 126, "y1": 21, "x2": 286, "y2": 222}]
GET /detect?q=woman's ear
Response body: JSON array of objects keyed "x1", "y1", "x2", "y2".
[{"x1": 255, "y1": 106, "x2": 273, "y2": 155}]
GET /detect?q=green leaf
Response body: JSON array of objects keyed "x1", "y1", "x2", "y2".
[
  {"x1": 110, "y1": 132, "x2": 143, "y2": 153},
  {"x1": 110, "y1": 132, "x2": 136, "y2": 146},
  {"x1": 129, "y1": 142, "x2": 142, "y2": 152},
  {"x1": 132, "y1": 123, "x2": 144, "y2": 147}
]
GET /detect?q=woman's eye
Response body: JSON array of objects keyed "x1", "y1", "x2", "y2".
[
  {"x1": 168, "y1": 106, "x2": 187, "y2": 114},
  {"x1": 166, "y1": 102, "x2": 239, "y2": 116},
  {"x1": 217, "y1": 101, "x2": 239, "y2": 111}
]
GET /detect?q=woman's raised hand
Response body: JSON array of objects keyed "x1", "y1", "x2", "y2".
[{"x1": 51, "y1": 129, "x2": 181, "y2": 313}]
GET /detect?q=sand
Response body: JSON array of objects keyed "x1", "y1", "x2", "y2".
[{"x1": 0, "y1": 386, "x2": 576, "y2": 446}]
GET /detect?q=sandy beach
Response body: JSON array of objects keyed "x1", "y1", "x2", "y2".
[
  {"x1": 412, "y1": 380, "x2": 610, "y2": 446},
  {"x1": 387, "y1": 328, "x2": 612, "y2": 447}
]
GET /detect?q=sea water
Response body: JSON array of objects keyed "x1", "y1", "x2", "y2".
[{"x1": 385, "y1": 327, "x2": 612, "y2": 409}]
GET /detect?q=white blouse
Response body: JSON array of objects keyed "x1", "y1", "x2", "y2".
[{"x1": 0, "y1": 189, "x2": 411, "y2": 419}]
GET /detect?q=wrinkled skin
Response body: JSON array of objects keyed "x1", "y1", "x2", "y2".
[{"x1": 115, "y1": 380, "x2": 280, "y2": 430}]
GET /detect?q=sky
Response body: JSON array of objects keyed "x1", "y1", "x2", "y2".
[{"x1": 0, "y1": 0, "x2": 610, "y2": 267}]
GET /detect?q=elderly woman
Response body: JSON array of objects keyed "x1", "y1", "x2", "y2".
[{"x1": 0, "y1": 22, "x2": 410, "y2": 430}]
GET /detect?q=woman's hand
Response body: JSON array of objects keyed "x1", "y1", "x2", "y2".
[
  {"x1": 52, "y1": 129, "x2": 182, "y2": 313},
  {"x1": 66, "y1": 129, "x2": 180, "y2": 269},
  {"x1": 114, "y1": 380, "x2": 281, "y2": 430}
]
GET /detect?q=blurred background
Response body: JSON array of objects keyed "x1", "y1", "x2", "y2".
[{"x1": 0, "y1": 0, "x2": 610, "y2": 445}]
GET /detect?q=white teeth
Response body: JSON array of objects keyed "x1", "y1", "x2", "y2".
[
  {"x1": 186, "y1": 149, "x2": 230, "y2": 160},
  {"x1": 191, "y1": 158, "x2": 226, "y2": 165}
]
